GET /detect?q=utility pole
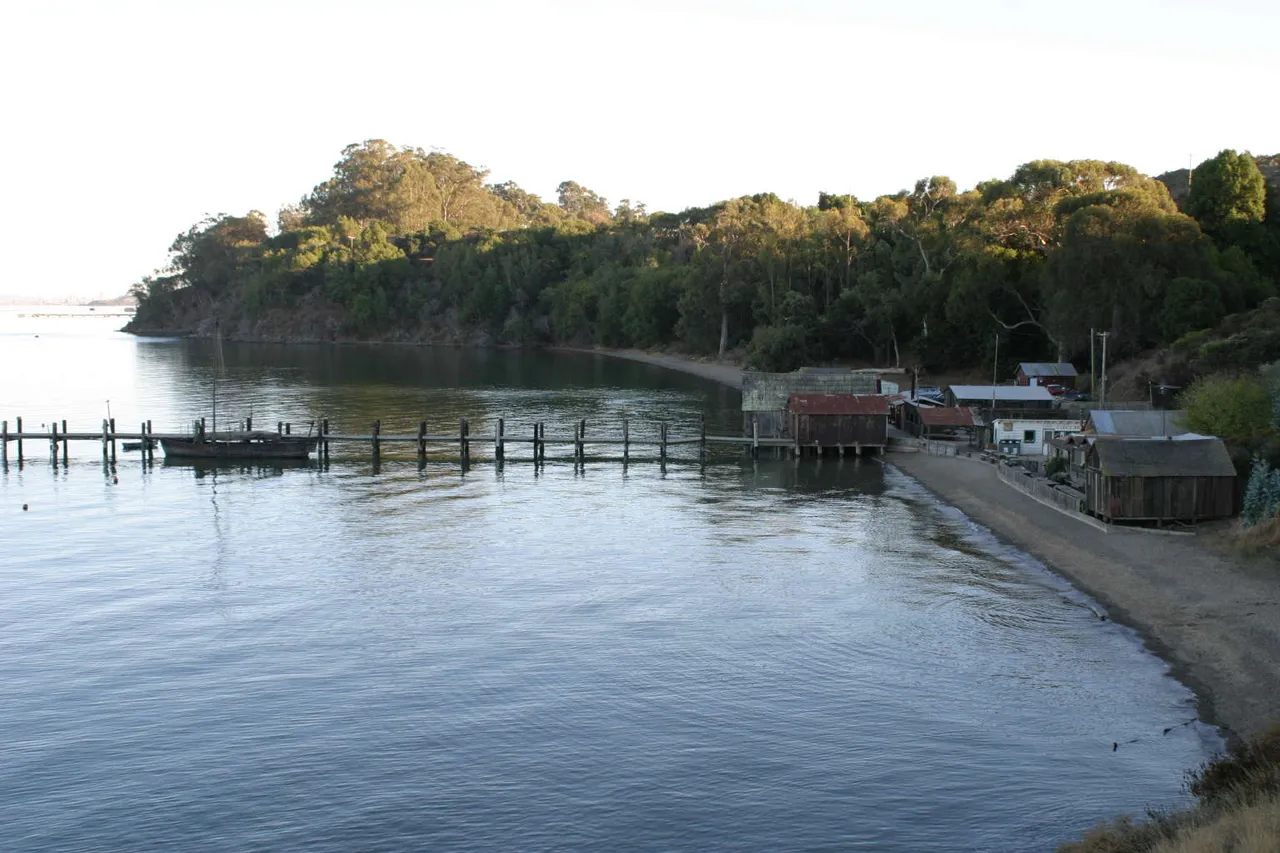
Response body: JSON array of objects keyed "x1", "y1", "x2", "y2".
[
  {"x1": 990, "y1": 333, "x2": 999, "y2": 448},
  {"x1": 1090, "y1": 327, "x2": 1095, "y2": 396},
  {"x1": 1098, "y1": 331, "x2": 1110, "y2": 409}
]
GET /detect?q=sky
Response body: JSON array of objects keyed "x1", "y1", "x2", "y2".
[{"x1": 2, "y1": 0, "x2": 1276, "y2": 300}]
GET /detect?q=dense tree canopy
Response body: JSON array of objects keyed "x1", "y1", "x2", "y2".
[{"x1": 131, "y1": 144, "x2": 1278, "y2": 375}]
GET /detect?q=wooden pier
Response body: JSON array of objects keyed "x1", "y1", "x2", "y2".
[{"x1": 0, "y1": 414, "x2": 867, "y2": 470}]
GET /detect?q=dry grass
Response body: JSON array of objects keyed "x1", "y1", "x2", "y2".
[
  {"x1": 1237, "y1": 515, "x2": 1280, "y2": 551},
  {"x1": 1057, "y1": 725, "x2": 1280, "y2": 852},
  {"x1": 1149, "y1": 792, "x2": 1280, "y2": 852}
]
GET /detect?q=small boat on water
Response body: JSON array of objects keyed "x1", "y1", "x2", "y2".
[
  {"x1": 160, "y1": 429, "x2": 317, "y2": 460},
  {"x1": 161, "y1": 322, "x2": 317, "y2": 462}
]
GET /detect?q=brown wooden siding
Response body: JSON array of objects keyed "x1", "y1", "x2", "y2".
[
  {"x1": 791, "y1": 413, "x2": 887, "y2": 446},
  {"x1": 1084, "y1": 473, "x2": 1236, "y2": 521}
]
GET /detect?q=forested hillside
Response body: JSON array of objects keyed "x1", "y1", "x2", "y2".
[{"x1": 128, "y1": 142, "x2": 1280, "y2": 374}]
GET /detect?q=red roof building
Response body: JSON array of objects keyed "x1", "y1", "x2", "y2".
[{"x1": 787, "y1": 394, "x2": 889, "y2": 451}]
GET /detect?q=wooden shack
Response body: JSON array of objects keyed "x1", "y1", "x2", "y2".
[
  {"x1": 1084, "y1": 438, "x2": 1237, "y2": 523},
  {"x1": 905, "y1": 404, "x2": 983, "y2": 440},
  {"x1": 788, "y1": 394, "x2": 888, "y2": 453},
  {"x1": 1015, "y1": 362, "x2": 1078, "y2": 389},
  {"x1": 743, "y1": 369, "x2": 878, "y2": 437}
]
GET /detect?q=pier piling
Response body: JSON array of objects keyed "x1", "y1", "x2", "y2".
[
  {"x1": 16, "y1": 417, "x2": 23, "y2": 462},
  {"x1": 2, "y1": 420, "x2": 7, "y2": 463},
  {"x1": 623, "y1": 417, "x2": 629, "y2": 464},
  {"x1": 496, "y1": 417, "x2": 505, "y2": 463}
]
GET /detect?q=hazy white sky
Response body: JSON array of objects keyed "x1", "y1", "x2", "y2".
[{"x1": 2, "y1": 0, "x2": 1276, "y2": 299}]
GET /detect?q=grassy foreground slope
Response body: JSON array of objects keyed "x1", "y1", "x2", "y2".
[{"x1": 1060, "y1": 725, "x2": 1280, "y2": 852}]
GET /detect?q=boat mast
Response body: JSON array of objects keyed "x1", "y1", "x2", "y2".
[{"x1": 212, "y1": 320, "x2": 225, "y2": 438}]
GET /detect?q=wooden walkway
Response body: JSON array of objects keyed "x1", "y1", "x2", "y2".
[{"x1": 0, "y1": 415, "x2": 845, "y2": 469}]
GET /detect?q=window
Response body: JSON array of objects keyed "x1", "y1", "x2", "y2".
[{"x1": 1023, "y1": 429, "x2": 1037, "y2": 443}]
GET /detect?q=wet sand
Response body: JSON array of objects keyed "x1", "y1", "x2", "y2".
[{"x1": 890, "y1": 452, "x2": 1280, "y2": 741}]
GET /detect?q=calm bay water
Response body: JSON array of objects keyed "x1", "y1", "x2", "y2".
[{"x1": 0, "y1": 311, "x2": 1218, "y2": 852}]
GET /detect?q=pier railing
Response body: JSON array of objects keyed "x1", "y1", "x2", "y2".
[{"x1": 2, "y1": 414, "x2": 807, "y2": 469}]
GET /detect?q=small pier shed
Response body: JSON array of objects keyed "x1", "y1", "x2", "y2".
[{"x1": 787, "y1": 394, "x2": 889, "y2": 454}]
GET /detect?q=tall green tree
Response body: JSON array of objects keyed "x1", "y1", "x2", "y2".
[{"x1": 1188, "y1": 150, "x2": 1267, "y2": 234}]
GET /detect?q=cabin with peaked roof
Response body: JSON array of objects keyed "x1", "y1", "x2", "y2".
[
  {"x1": 1084, "y1": 438, "x2": 1237, "y2": 523},
  {"x1": 1084, "y1": 409, "x2": 1188, "y2": 438},
  {"x1": 1015, "y1": 362, "x2": 1078, "y2": 388},
  {"x1": 787, "y1": 394, "x2": 888, "y2": 453}
]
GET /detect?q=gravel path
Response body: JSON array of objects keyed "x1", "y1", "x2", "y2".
[{"x1": 889, "y1": 452, "x2": 1280, "y2": 741}]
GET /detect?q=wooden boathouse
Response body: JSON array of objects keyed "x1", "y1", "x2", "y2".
[
  {"x1": 787, "y1": 394, "x2": 888, "y2": 454},
  {"x1": 1084, "y1": 438, "x2": 1237, "y2": 523}
]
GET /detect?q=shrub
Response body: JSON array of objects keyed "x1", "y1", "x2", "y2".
[{"x1": 1187, "y1": 723, "x2": 1280, "y2": 807}]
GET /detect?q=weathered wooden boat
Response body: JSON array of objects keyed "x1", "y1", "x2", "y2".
[{"x1": 160, "y1": 430, "x2": 317, "y2": 460}]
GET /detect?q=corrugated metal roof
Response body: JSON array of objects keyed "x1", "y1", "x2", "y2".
[
  {"x1": 917, "y1": 406, "x2": 983, "y2": 427},
  {"x1": 788, "y1": 394, "x2": 890, "y2": 416},
  {"x1": 948, "y1": 385, "x2": 1055, "y2": 402},
  {"x1": 742, "y1": 371, "x2": 878, "y2": 411},
  {"x1": 1090, "y1": 438, "x2": 1236, "y2": 477},
  {"x1": 1018, "y1": 362, "x2": 1079, "y2": 377},
  {"x1": 1087, "y1": 410, "x2": 1188, "y2": 436}
]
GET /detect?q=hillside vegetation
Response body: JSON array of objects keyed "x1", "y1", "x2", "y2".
[{"x1": 129, "y1": 143, "x2": 1280, "y2": 376}]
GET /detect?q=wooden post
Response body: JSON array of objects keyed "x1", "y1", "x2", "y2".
[
  {"x1": 101, "y1": 419, "x2": 109, "y2": 459},
  {"x1": 246, "y1": 416, "x2": 252, "y2": 431},
  {"x1": 460, "y1": 418, "x2": 470, "y2": 469},
  {"x1": 1, "y1": 420, "x2": 7, "y2": 463},
  {"x1": 417, "y1": 421, "x2": 427, "y2": 465},
  {"x1": 109, "y1": 418, "x2": 117, "y2": 463},
  {"x1": 62, "y1": 419, "x2": 69, "y2": 463},
  {"x1": 752, "y1": 420, "x2": 759, "y2": 459},
  {"x1": 496, "y1": 417, "x2": 505, "y2": 463},
  {"x1": 623, "y1": 416, "x2": 629, "y2": 463},
  {"x1": 16, "y1": 417, "x2": 23, "y2": 462},
  {"x1": 577, "y1": 418, "x2": 586, "y2": 462},
  {"x1": 322, "y1": 419, "x2": 330, "y2": 462},
  {"x1": 372, "y1": 419, "x2": 381, "y2": 461},
  {"x1": 660, "y1": 422, "x2": 668, "y2": 464},
  {"x1": 50, "y1": 421, "x2": 58, "y2": 462},
  {"x1": 285, "y1": 422, "x2": 291, "y2": 435},
  {"x1": 700, "y1": 413, "x2": 707, "y2": 462},
  {"x1": 277, "y1": 421, "x2": 284, "y2": 435},
  {"x1": 200, "y1": 417, "x2": 206, "y2": 435}
]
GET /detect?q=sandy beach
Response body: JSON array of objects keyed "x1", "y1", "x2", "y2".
[{"x1": 890, "y1": 452, "x2": 1280, "y2": 741}]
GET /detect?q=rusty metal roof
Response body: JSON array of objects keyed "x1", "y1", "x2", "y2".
[
  {"x1": 788, "y1": 394, "x2": 890, "y2": 416},
  {"x1": 917, "y1": 406, "x2": 983, "y2": 427}
]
